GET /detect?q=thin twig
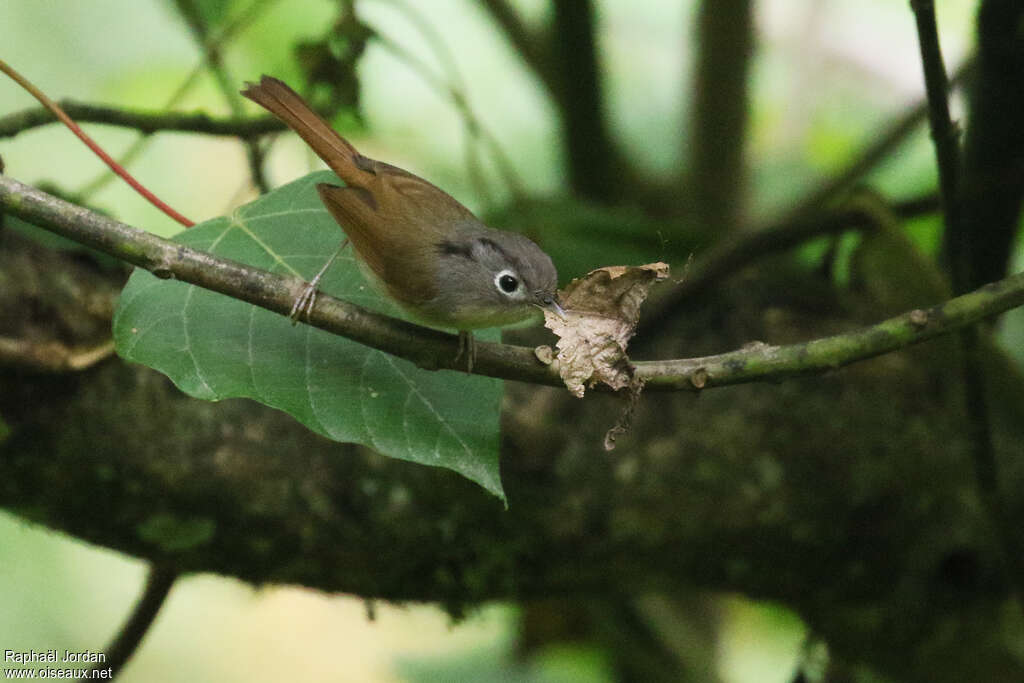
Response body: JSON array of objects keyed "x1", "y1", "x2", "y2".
[
  {"x1": 76, "y1": 0, "x2": 279, "y2": 199},
  {"x1": 0, "y1": 59, "x2": 193, "y2": 227},
  {"x1": 911, "y1": 1, "x2": 963, "y2": 251},
  {"x1": 0, "y1": 102, "x2": 293, "y2": 139},
  {"x1": 369, "y1": 31, "x2": 526, "y2": 199},
  {"x1": 772, "y1": 57, "x2": 974, "y2": 227},
  {"x1": 173, "y1": 0, "x2": 270, "y2": 194},
  {"x1": 0, "y1": 337, "x2": 114, "y2": 373},
  {"x1": 550, "y1": 0, "x2": 618, "y2": 201},
  {"x1": 910, "y1": 0, "x2": 1023, "y2": 608},
  {"x1": 3, "y1": 176, "x2": 1023, "y2": 394},
  {"x1": 687, "y1": 0, "x2": 754, "y2": 235},
  {"x1": 478, "y1": 0, "x2": 554, "y2": 98},
  {"x1": 371, "y1": 0, "x2": 495, "y2": 203},
  {"x1": 75, "y1": 565, "x2": 178, "y2": 683},
  {"x1": 640, "y1": 192, "x2": 939, "y2": 333}
]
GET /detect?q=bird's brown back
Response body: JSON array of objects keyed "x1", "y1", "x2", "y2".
[{"x1": 242, "y1": 75, "x2": 477, "y2": 305}]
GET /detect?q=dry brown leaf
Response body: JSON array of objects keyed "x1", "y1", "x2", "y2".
[{"x1": 543, "y1": 262, "x2": 669, "y2": 398}]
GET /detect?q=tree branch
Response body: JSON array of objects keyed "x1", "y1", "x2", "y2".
[
  {"x1": 477, "y1": 0, "x2": 553, "y2": 96},
  {"x1": 478, "y1": 0, "x2": 625, "y2": 202},
  {"x1": 642, "y1": 271, "x2": 1024, "y2": 389},
  {"x1": 911, "y1": 0, "x2": 1023, "y2": 610},
  {"x1": 911, "y1": 1, "x2": 964, "y2": 277},
  {"x1": 172, "y1": 0, "x2": 270, "y2": 193},
  {"x1": 2, "y1": 176, "x2": 1023, "y2": 393},
  {"x1": 550, "y1": 0, "x2": 620, "y2": 201},
  {"x1": 687, "y1": 0, "x2": 754, "y2": 236},
  {"x1": 958, "y1": 0, "x2": 1024, "y2": 287},
  {"x1": 76, "y1": 565, "x2": 178, "y2": 683},
  {"x1": 0, "y1": 102, "x2": 296, "y2": 139},
  {"x1": 639, "y1": 192, "x2": 939, "y2": 332},
  {"x1": 0, "y1": 336, "x2": 114, "y2": 373},
  {"x1": 368, "y1": 31, "x2": 526, "y2": 198},
  {"x1": 772, "y1": 58, "x2": 973, "y2": 227}
]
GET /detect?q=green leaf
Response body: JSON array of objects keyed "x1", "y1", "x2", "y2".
[{"x1": 113, "y1": 171, "x2": 504, "y2": 500}]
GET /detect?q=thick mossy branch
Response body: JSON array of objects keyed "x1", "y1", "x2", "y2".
[{"x1": 2, "y1": 175, "x2": 1024, "y2": 392}]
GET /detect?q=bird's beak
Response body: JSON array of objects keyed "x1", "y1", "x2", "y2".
[{"x1": 538, "y1": 294, "x2": 567, "y2": 320}]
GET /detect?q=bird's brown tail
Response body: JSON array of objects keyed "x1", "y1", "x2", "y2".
[{"x1": 241, "y1": 75, "x2": 372, "y2": 187}]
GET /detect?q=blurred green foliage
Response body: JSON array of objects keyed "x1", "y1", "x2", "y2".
[
  {"x1": 135, "y1": 513, "x2": 217, "y2": 553},
  {"x1": 487, "y1": 199, "x2": 693, "y2": 281}
]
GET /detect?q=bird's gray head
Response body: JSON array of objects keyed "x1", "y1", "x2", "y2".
[{"x1": 428, "y1": 227, "x2": 561, "y2": 330}]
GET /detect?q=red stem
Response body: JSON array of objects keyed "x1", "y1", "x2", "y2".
[{"x1": 0, "y1": 59, "x2": 194, "y2": 227}]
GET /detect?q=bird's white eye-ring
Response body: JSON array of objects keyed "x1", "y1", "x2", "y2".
[{"x1": 494, "y1": 269, "x2": 521, "y2": 296}]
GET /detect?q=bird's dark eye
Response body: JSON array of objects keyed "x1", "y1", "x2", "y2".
[{"x1": 498, "y1": 274, "x2": 518, "y2": 293}]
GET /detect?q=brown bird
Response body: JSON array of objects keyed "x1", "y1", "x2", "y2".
[{"x1": 241, "y1": 76, "x2": 562, "y2": 368}]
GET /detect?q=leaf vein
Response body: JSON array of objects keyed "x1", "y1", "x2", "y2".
[
  {"x1": 181, "y1": 284, "x2": 215, "y2": 397},
  {"x1": 118, "y1": 311, "x2": 184, "y2": 356},
  {"x1": 382, "y1": 354, "x2": 473, "y2": 461},
  {"x1": 227, "y1": 213, "x2": 303, "y2": 278},
  {"x1": 359, "y1": 351, "x2": 384, "y2": 451},
  {"x1": 302, "y1": 323, "x2": 329, "y2": 435}
]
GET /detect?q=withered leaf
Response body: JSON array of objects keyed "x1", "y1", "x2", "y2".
[{"x1": 543, "y1": 262, "x2": 669, "y2": 398}]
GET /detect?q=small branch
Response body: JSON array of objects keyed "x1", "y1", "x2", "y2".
[
  {"x1": 75, "y1": 0, "x2": 281, "y2": 199},
  {"x1": 773, "y1": 58, "x2": 973, "y2": 226},
  {"x1": 3, "y1": 177, "x2": 1024, "y2": 394},
  {"x1": 959, "y1": 0, "x2": 1024, "y2": 287},
  {"x1": 0, "y1": 59, "x2": 193, "y2": 227},
  {"x1": 640, "y1": 192, "x2": 939, "y2": 331},
  {"x1": 76, "y1": 565, "x2": 178, "y2": 683},
  {"x1": 369, "y1": 32, "x2": 526, "y2": 198},
  {"x1": 641, "y1": 274, "x2": 1024, "y2": 390},
  {"x1": 0, "y1": 102, "x2": 297, "y2": 140},
  {"x1": 477, "y1": 0, "x2": 555, "y2": 98},
  {"x1": 172, "y1": 0, "x2": 270, "y2": 194},
  {"x1": 687, "y1": 0, "x2": 754, "y2": 235},
  {"x1": 0, "y1": 337, "x2": 114, "y2": 373},
  {"x1": 911, "y1": 0, "x2": 1023, "y2": 609},
  {"x1": 911, "y1": 0, "x2": 964, "y2": 276},
  {"x1": 550, "y1": 0, "x2": 619, "y2": 201},
  {"x1": 366, "y1": 1, "x2": 516, "y2": 201}
]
